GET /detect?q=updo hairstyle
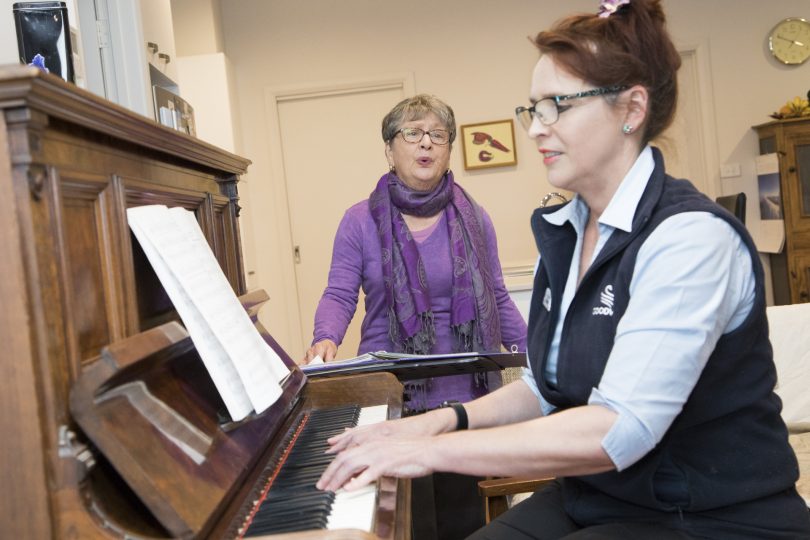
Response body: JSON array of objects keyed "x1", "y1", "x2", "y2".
[{"x1": 534, "y1": 0, "x2": 681, "y2": 144}]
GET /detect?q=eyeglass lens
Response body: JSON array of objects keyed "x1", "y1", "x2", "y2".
[
  {"x1": 401, "y1": 128, "x2": 449, "y2": 145},
  {"x1": 516, "y1": 100, "x2": 558, "y2": 129},
  {"x1": 516, "y1": 85, "x2": 627, "y2": 129}
]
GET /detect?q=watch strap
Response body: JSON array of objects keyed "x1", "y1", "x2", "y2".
[{"x1": 447, "y1": 402, "x2": 468, "y2": 431}]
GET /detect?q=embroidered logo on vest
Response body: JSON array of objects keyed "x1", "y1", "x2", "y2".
[
  {"x1": 592, "y1": 284, "x2": 614, "y2": 316},
  {"x1": 543, "y1": 287, "x2": 552, "y2": 311}
]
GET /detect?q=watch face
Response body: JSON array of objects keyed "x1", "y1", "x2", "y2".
[{"x1": 769, "y1": 17, "x2": 810, "y2": 65}]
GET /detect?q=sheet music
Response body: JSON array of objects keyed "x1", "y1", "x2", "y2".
[{"x1": 127, "y1": 205, "x2": 289, "y2": 421}]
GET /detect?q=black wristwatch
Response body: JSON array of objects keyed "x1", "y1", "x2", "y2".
[{"x1": 440, "y1": 400, "x2": 468, "y2": 431}]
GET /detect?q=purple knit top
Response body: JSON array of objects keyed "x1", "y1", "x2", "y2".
[{"x1": 313, "y1": 200, "x2": 527, "y2": 411}]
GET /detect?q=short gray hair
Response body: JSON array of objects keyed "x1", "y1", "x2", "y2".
[{"x1": 381, "y1": 94, "x2": 456, "y2": 145}]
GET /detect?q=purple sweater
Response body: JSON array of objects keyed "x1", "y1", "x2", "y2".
[{"x1": 313, "y1": 200, "x2": 527, "y2": 411}]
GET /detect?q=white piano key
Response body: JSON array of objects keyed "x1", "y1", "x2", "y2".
[
  {"x1": 325, "y1": 404, "x2": 387, "y2": 531},
  {"x1": 357, "y1": 404, "x2": 388, "y2": 426},
  {"x1": 326, "y1": 484, "x2": 377, "y2": 531}
]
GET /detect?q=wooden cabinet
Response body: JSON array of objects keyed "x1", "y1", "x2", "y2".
[{"x1": 754, "y1": 117, "x2": 810, "y2": 304}]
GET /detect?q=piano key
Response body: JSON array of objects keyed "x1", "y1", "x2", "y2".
[
  {"x1": 356, "y1": 404, "x2": 388, "y2": 426},
  {"x1": 248, "y1": 500, "x2": 332, "y2": 524},
  {"x1": 323, "y1": 404, "x2": 388, "y2": 532},
  {"x1": 325, "y1": 483, "x2": 378, "y2": 531},
  {"x1": 242, "y1": 404, "x2": 389, "y2": 536}
]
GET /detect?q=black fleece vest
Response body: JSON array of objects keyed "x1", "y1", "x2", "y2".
[{"x1": 527, "y1": 148, "x2": 799, "y2": 522}]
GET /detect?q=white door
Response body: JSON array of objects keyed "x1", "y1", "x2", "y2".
[
  {"x1": 655, "y1": 48, "x2": 717, "y2": 198},
  {"x1": 277, "y1": 84, "x2": 406, "y2": 358}
]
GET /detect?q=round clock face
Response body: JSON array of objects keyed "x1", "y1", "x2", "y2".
[{"x1": 769, "y1": 17, "x2": 810, "y2": 65}]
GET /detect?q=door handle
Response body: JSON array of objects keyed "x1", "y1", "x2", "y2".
[{"x1": 294, "y1": 245, "x2": 301, "y2": 264}]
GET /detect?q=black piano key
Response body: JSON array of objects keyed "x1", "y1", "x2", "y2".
[
  {"x1": 249, "y1": 500, "x2": 333, "y2": 524},
  {"x1": 247, "y1": 516, "x2": 330, "y2": 534},
  {"x1": 262, "y1": 484, "x2": 321, "y2": 500},
  {"x1": 258, "y1": 491, "x2": 335, "y2": 512},
  {"x1": 242, "y1": 405, "x2": 362, "y2": 536},
  {"x1": 245, "y1": 516, "x2": 329, "y2": 536},
  {"x1": 273, "y1": 471, "x2": 333, "y2": 487}
]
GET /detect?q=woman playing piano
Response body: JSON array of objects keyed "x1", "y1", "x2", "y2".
[
  {"x1": 316, "y1": 1, "x2": 810, "y2": 538},
  {"x1": 303, "y1": 93, "x2": 528, "y2": 538}
]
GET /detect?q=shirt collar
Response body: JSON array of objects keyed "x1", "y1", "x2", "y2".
[{"x1": 543, "y1": 145, "x2": 654, "y2": 233}]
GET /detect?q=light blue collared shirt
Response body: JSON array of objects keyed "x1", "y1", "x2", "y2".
[{"x1": 522, "y1": 146, "x2": 755, "y2": 471}]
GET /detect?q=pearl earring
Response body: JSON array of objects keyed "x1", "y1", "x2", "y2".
[{"x1": 622, "y1": 124, "x2": 633, "y2": 135}]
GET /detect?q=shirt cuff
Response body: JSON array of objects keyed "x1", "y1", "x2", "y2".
[
  {"x1": 589, "y1": 388, "x2": 656, "y2": 471},
  {"x1": 521, "y1": 368, "x2": 556, "y2": 417}
]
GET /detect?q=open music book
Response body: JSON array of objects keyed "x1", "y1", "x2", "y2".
[{"x1": 127, "y1": 205, "x2": 290, "y2": 421}]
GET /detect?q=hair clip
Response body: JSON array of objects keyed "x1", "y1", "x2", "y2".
[{"x1": 597, "y1": 0, "x2": 630, "y2": 18}]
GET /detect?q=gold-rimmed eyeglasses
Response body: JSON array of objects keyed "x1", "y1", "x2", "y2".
[
  {"x1": 515, "y1": 85, "x2": 627, "y2": 129},
  {"x1": 397, "y1": 127, "x2": 451, "y2": 145}
]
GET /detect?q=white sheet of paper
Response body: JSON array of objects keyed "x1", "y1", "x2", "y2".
[
  {"x1": 128, "y1": 207, "x2": 254, "y2": 420},
  {"x1": 127, "y1": 205, "x2": 289, "y2": 419}
]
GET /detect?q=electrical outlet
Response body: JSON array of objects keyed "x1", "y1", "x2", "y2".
[{"x1": 720, "y1": 163, "x2": 741, "y2": 178}]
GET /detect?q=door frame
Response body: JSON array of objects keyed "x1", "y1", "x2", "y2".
[
  {"x1": 75, "y1": 0, "x2": 152, "y2": 116},
  {"x1": 677, "y1": 41, "x2": 721, "y2": 199},
  {"x1": 263, "y1": 73, "x2": 415, "y2": 351}
]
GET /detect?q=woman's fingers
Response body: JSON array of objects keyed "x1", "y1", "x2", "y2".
[
  {"x1": 322, "y1": 340, "x2": 337, "y2": 361},
  {"x1": 325, "y1": 428, "x2": 357, "y2": 453},
  {"x1": 317, "y1": 438, "x2": 432, "y2": 492},
  {"x1": 317, "y1": 445, "x2": 371, "y2": 492},
  {"x1": 302, "y1": 339, "x2": 338, "y2": 363},
  {"x1": 326, "y1": 420, "x2": 385, "y2": 452}
]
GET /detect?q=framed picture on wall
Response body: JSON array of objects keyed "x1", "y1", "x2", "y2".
[{"x1": 459, "y1": 119, "x2": 517, "y2": 170}]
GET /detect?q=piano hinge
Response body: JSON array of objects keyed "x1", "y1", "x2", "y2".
[
  {"x1": 58, "y1": 425, "x2": 96, "y2": 474},
  {"x1": 27, "y1": 165, "x2": 46, "y2": 201}
]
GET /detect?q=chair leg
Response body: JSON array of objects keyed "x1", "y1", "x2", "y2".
[
  {"x1": 478, "y1": 476, "x2": 555, "y2": 523},
  {"x1": 485, "y1": 494, "x2": 509, "y2": 523}
]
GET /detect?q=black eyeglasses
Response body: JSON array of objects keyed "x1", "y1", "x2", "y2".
[
  {"x1": 515, "y1": 85, "x2": 627, "y2": 129},
  {"x1": 396, "y1": 127, "x2": 451, "y2": 145}
]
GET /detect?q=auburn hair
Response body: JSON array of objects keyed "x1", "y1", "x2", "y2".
[{"x1": 534, "y1": 0, "x2": 681, "y2": 144}]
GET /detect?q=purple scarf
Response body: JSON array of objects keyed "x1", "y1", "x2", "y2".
[{"x1": 369, "y1": 170, "x2": 501, "y2": 354}]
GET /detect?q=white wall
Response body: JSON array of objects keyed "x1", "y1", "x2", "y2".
[
  {"x1": 1, "y1": 1, "x2": 17, "y2": 65},
  {"x1": 216, "y1": 0, "x2": 810, "y2": 352}
]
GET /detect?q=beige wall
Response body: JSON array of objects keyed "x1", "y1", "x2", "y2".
[
  {"x1": 216, "y1": 0, "x2": 810, "y2": 352},
  {"x1": 172, "y1": 0, "x2": 223, "y2": 56},
  {"x1": 2, "y1": 1, "x2": 809, "y2": 353}
]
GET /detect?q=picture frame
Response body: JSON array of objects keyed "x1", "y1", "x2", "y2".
[{"x1": 459, "y1": 119, "x2": 517, "y2": 170}]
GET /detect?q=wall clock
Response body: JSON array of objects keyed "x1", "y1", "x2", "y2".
[{"x1": 768, "y1": 17, "x2": 810, "y2": 65}]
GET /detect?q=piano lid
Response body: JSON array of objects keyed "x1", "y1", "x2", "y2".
[{"x1": 69, "y1": 321, "x2": 306, "y2": 538}]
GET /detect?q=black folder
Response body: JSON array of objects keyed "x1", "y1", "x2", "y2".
[{"x1": 301, "y1": 350, "x2": 526, "y2": 380}]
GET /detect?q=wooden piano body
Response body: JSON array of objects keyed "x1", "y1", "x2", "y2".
[{"x1": 0, "y1": 66, "x2": 408, "y2": 539}]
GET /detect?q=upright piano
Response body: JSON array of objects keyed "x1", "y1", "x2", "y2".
[{"x1": 0, "y1": 66, "x2": 409, "y2": 539}]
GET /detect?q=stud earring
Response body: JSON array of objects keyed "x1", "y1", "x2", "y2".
[{"x1": 622, "y1": 124, "x2": 633, "y2": 135}]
